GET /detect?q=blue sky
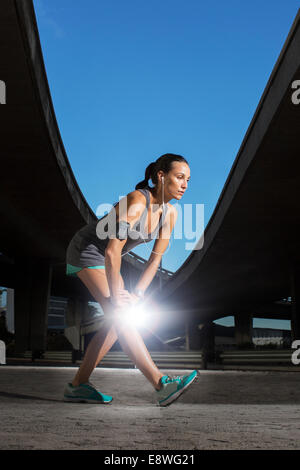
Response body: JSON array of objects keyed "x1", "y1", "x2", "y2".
[{"x1": 32, "y1": 0, "x2": 298, "y2": 329}]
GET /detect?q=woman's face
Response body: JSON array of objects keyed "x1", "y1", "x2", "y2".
[{"x1": 162, "y1": 162, "x2": 191, "y2": 201}]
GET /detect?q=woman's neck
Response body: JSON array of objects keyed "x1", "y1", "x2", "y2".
[{"x1": 148, "y1": 186, "x2": 166, "y2": 208}]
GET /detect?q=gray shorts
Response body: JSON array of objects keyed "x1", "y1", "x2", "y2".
[{"x1": 66, "y1": 233, "x2": 106, "y2": 277}]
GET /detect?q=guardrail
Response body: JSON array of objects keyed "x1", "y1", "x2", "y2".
[
  {"x1": 27, "y1": 350, "x2": 73, "y2": 362},
  {"x1": 96, "y1": 351, "x2": 203, "y2": 369},
  {"x1": 219, "y1": 349, "x2": 296, "y2": 366},
  {"x1": 8, "y1": 350, "x2": 203, "y2": 369},
  {"x1": 9, "y1": 349, "x2": 300, "y2": 370}
]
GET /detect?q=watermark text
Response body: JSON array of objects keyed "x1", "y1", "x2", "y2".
[
  {"x1": 291, "y1": 340, "x2": 300, "y2": 365},
  {"x1": 291, "y1": 80, "x2": 300, "y2": 105},
  {"x1": 95, "y1": 198, "x2": 204, "y2": 251},
  {"x1": 0, "y1": 80, "x2": 6, "y2": 104}
]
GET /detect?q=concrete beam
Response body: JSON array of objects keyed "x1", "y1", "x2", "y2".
[{"x1": 234, "y1": 313, "x2": 253, "y2": 349}]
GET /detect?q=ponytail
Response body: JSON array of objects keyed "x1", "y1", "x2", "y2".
[
  {"x1": 135, "y1": 153, "x2": 188, "y2": 190},
  {"x1": 135, "y1": 162, "x2": 157, "y2": 190}
]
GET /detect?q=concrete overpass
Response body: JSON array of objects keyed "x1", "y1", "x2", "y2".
[
  {"x1": 156, "y1": 9, "x2": 300, "y2": 347},
  {"x1": 1, "y1": 1, "x2": 299, "y2": 355},
  {"x1": 0, "y1": 0, "x2": 171, "y2": 354}
]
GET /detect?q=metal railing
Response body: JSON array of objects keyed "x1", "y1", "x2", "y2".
[
  {"x1": 9, "y1": 349, "x2": 203, "y2": 369},
  {"x1": 219, "y1": 349, "x2": 296, "y2": 365}
]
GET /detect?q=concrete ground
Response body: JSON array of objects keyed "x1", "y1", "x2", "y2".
[{"x1": 0, "y1": 365, "x2": 300, "y2": 450}]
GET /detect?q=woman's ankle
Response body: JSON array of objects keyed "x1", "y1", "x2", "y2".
[
  {"x1": 155, "y1": 376, "x2": 164, "y2": 391},
  {"x1": 72, "y1": 378, "x2": 85, "y2": 387}
]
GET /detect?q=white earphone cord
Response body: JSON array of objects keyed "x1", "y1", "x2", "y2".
[{"x1": 121, "y1": 176, "x2": 171, "y2": 257}]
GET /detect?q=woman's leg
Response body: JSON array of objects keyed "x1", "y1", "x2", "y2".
[
  {"x1": 114, "y1": 315, "x2": 164, "y2": 390},
  {"x1": 72, "y1": 268, "x2": 163, "y2": 390},
  {"x1": 71, "y1": 269, "x2": 118, "y2": 386}
]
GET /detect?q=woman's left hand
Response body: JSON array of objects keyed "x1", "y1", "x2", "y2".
[{"x1": 129, "y1": 293, "x2": 141, "y2": 305}]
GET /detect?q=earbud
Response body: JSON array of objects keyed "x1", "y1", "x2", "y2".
[{"x1": 161, "y1": 176, "x2": 165, "y2": 211}]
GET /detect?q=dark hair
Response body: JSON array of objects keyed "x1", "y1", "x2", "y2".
[{"x1": 135, "y1": 153, "x2": 188, "y2": 190}]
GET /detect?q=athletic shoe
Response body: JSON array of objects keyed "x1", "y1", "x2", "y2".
[
  {"x1": 63, "y1": 382, "x2": 113, "y2": 404},
  {"x1": 156, "y1": 370, "x2": 198, "y2": 407}
]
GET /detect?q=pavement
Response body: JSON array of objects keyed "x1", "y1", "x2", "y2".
[{"x1": 1, "y1": 365, "x2": 300, "y2": 451}]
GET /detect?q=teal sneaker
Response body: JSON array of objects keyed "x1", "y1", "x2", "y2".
[
  {"x1": 156, "y1": 370, "x2": 198, "y2": 407},
  {"x1": 63, "y1": 382, "x2": 113, "y2": 404}
]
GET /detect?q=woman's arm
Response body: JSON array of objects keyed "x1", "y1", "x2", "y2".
[
  {"x1": 105, "y1": 191, "x2": 146, "y2": 307},
  {"x1": 133, "y1": 204, "x2": 178, "y2": 297}
]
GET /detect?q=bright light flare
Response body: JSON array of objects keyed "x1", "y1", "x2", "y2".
[{"x1": 117, "y1": 302, "x2": 149, "y2": 328}]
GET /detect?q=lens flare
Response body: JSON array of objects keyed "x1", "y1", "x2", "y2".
[
  {"x1": 114, "y1": 299, "x2": 163, "y2": 334},
  {"x1": 118, "y1": 302, "x2": 148, "y2": 328}
]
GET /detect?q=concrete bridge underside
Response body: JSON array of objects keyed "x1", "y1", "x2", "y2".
[
  {"x1": 1, "y1": 1, "x2": 300, "y2": 354},
  {"x1": 156, "y1": 9, "x2": 300, "y2": 346},
  {"x1": 0, "y1": 0, "x2": 169, "y2": 353}
]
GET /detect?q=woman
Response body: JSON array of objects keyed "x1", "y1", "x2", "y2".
[{"x1": 63, "y1": 153, "x2": 197, "y2": 406}]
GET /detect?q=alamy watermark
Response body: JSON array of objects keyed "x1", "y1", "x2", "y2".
[
  {"x1": 0, "y1": 80, "x2": 6, "y2": 104},
  {"x1": 291, "y1": 340, "x2": 300, "y2": 365},
  {"x1": 95, "y1": 197, "x2": 204, "y2": 251},
  {"x1": 291, "y1": 80, "x2": 300, "y2": 105},
  {"x1": 0, "y1": 340, "x2": 5, "y2": 365}
]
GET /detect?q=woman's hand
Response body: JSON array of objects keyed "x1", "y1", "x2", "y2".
[
  {"x1": 110, "y1": 290, "x2": 142, "y2": 318},
  {"x1": 110, "y1": 288, "x2": 133, "y2": 309},
  {"x1": 129, "y1": 293, "x2": 141, "y2": 305}
]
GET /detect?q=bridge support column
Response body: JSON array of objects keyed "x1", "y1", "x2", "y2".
[
  {"x1": 234, "y1": 313, "x2": 253, "y2": 349},
  {"x1": 186, "y1": 319, "x2": 215, "y2": 368},
  {"x1": 291, "y1": 268, "x2": 300, "y2": 342},
  {"x1": 65, "y1": 297, "x2": 87, "y2": 358},
  {"x1": 185, "y1": 317, "x2": 202, "y2": 350},
  {"x1": 14, "y1": 259, "x2": 52, "y2": 356},
  {"x1": 199, "y1": 322, "x2": 215, "y2": 368}
]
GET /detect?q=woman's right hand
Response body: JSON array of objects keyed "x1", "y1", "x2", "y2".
[{"x1": 110, "y1": 289, "x2": 132, "y2": 310}]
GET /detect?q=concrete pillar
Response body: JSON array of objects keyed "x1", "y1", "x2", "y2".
[
  {"x1": 65, "y1": 297, "x2": 84, "y2": 331},
  {"x1": 291, "y1": 268, "x2": 300, "y2": 342},
  {"x1": 14, "y1": 258, "x2": 52, "y2": 355},
  {"x1": 199, "y1": 322, "x2": 215, "y2": 368},
  {"x1": 14, "y1": 260, "x2": 32, "y2": 353},
  {"x1": 65, "y1": 297, "x2": 87, "y2": 357},
  {"x1": 30, "y1": 262, "x2": 52, "y2": 355},
  {"x1": 185, "y1": 318, "x2": 215, "y2": 368},
  {"x1": 234, "y1": 313, "x2": 253, "y2": 349},
  {"x1": 185, "y1": 317, "x2": 202, "y2": 350}
]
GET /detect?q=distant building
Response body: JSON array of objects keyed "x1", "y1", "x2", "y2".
[
  {"x1": 252, "y1": 327, "x2": 291, "y2": 348},
  {"x1": 213, "y1": 323, "x2": 291, "y2": 350}
]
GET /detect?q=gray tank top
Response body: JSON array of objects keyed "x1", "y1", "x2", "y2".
[{"x1": 73, "y1": 188, "x2": 168, "y2": 257}]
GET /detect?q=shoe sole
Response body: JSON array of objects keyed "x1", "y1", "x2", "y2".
[
  {"x1": 63, "y1": 396, "x2": 113, "y2": 404},
  {"x1": 158, "y1": 371, "x2": 198, "y2": 407}
]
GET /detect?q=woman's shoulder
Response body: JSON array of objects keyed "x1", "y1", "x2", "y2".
[
  {"x1": 116, "y1": 190, "x2": 147, "y2": 216},
  {"x1": 166, "y1": 202, "x2": 177, "y2": 215},
  {"x1": 126, "y1": 189, "x2": 147, "y2": 205}
]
